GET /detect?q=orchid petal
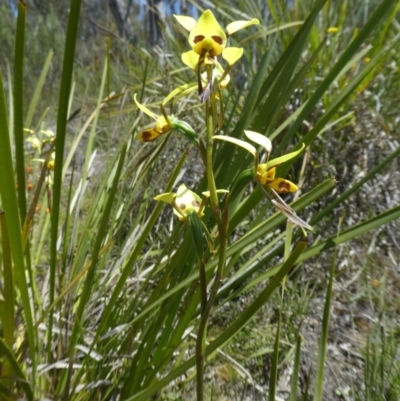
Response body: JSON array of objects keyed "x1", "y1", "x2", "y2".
[
  {"x1": 162, "y1": 82, "x2": 196, "y2": 105},
  {"x1": 173, "y1": 15, "x2": 197, "y2": 32},
  {"x1": 181, "y1": 50, "x2": 200, "y2": 70},
  {"x1": 213, "y1": 135, "x2": 257, "y2": 157},
  {"x1": 136, "y1": 129, "x2": 162, "y2": 142},
  {"x1": 226, "y1": 18, "x2": 259, "y2": 35},
  {"x1": 265, "y1": 143, "x2": 305, "y2": 170},
  {"x1": 244, "y1": 130, "x2": 272, "y2": 153},
  {"x1": 134, "y1": 94, "x2": 157, "y2": 120},
  {"x1": 267, "y1": 178, "x2": 298, "y2": 193},
  {"x1": 154, "y1": 192, "x2": 176, "y2": 203},
  {"x1": 175, "y1": 184, "x2": 203, "y2": 218},
  {"x1": 222, "y1": 47, "x2": 243, "y2": 66},
  {"x1": 188, "y1": 10, "x2": 227, "y2": 57}
]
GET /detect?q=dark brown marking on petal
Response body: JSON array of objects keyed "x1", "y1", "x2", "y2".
[
  {"x1": 141, "y1": 131, "x2": 154, "y2": 142},
  {"x1": 211, "y1": 35, "x2": 223, "y2": 44},
  {"x1": 179, "y1": 203, "x2": 186, "y2": 210},
  {"x1": 278, "y1": 181, "x2": 291, "y2": 193},
  {"x1": 193, "y1": 35, "x2": 205, "y2": 44},
  {"x1": 191, "y1": 200, "x2": 200, "y2": 207}
]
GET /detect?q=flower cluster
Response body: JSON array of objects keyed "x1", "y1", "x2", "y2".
[{"x1": 134, "y1": 10, "x2": 311, "y2": 231}]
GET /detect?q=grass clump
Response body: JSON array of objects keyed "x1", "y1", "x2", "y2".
[{"x1": 0, "y1": 1, "x2": 400, "y2": 400}]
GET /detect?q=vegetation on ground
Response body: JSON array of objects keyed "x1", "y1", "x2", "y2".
[{"x1": 0, "y1": 0, "x2": 399, "y2": 400}]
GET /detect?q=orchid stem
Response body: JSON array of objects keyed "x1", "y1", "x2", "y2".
[{"x1": 196, "y1": 65, "x2": 228, "y2": 401}]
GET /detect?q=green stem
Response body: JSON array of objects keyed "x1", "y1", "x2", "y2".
[
  {"x1": 196, "y1": 66, "x2": 228, "y2": 401},
  {"x1": 198, "y1": 257, "x2": 207, "y2": 314}
]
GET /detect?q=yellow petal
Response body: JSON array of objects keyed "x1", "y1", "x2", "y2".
[
  {"x1": 188, "y1": 10, "x2": 227, "y2": 57},
  {"x1": 154, "y1": 192, "x2": 176, "y2": 204},
  {"x1": 162, "y1": 83, "x2": 195, "y2": 105},
  {"x1": 256, "y1": 165, "x2": 275, "y2": 184},
  {"x1": 222, "y1": 47, "x2": 243, "y2": 66},
  {"x1": 226, "y1": 18, "x2": 259, "y2": 36},
  {"x1": 213, "y1": 135, "x2": 257, "y2": 157},
  {"x1": 174, "y1": 15, "x2": 197, "y2": 32},
  {"x1": 181, "y1": 50, "x2": 200, "y2": 70},
  {"x1": 218, "y1": 73, "x2": 230, "y2": 89},
  {"x1": 155, "y1": 116, "x2": 171, "y2": 132},
  {"x1": 136, "y1": 128, "x2": 163, "y2": 142},
  {"x1": 175, "y1": 184, "x2": 202, "y2": 217},
  {"x1": 134, "y1": 94, "x2": 157, "y2": 120},
  {"x1": 267, "y1": 178, "x2": 298, "y2": 193},
  {"x1": 265, "y1": 143, "x2": 305, "y2": 170},
  {"x1": 244, "y1": 130, "x2": 272, "y2": 153}
]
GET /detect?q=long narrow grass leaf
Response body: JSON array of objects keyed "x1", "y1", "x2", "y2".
[
  {"x1": 13, "y1": 0, "x2": 27, "y2": 222},
  {"x1": 0, "y1": 63, "x2": 36, "y2": 383},
  {"x1": 276, "y1": 0, "x2": 398, "y2": 155},
  {"x1": 25, "y1": 49, "x2": 54, "y2": 129},
  {"x1": 313, "y1": 232, "x2": 337, "y2": 401},
  {"x1": 0, "y1": 339, "x2": 33, "y2": 401},
  {"x1": 48, "y1": 0, "x2": 83, "y2": 360}
]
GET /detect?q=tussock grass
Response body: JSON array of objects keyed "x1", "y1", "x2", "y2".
[{"x1": 0, "y1": 1, "x2": 399, "y2": 400}]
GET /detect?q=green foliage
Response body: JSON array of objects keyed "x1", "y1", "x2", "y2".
[{"x1": 0, "y1": 0, "x2": 399, "y2": 400}]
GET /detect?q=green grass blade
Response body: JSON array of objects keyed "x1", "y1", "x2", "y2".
[
  {"x1": 301, "y1": 205, "x2": 400, "y2": 262},
  {"x1": 95, "y1": 149, "x2": 188, "y2": 335},
  {"x1": 0, "y1": 61, "x2": 36, "y2": 387},
  {"x1": 252, "y1": 0, "x2": 326, "y2": 128},
  {"x1": 313, "y1": 232, "x2": 337, "y2": 401},
  {"x1": 0, "y1": 211, "x2": 15, "y2": 384},
  {"x1": 13, "y1": 0, "x2": 27, "y2": 223},
  {"x1": 48, "y1": 0, "x2": 83, "y2": 361},
  {"x1": 68, "y1": 143, "x2": 127, "y2": 350},
  {"x1": 209, "y1": 239, "x2": 307, "y2": 352},
  {"x1": 310, "y1": 144, "x2": 400, "y2": 224},
  {"x1": 276, "y1": 0, "x2": 398, "y2": 155},
  {"x1": 0, "y1": 339, "x2": 33, "y2": 401},
  {"x1": 268, "y1": 311, "x2": 281, "y2": 401},
  {"x1": 279, "y1": 30, "x2": 400, "y2": 177},
  {"x1": 126, "y1": 178, "x2": 335, "y2": 328},
  {"x1": 25, "y1": 49, "x2": 54, "y2": 129},
  {"x1": 238, "y1": 204, "x2": 400, "y2": 293},
  {"x1": 126, "y1": 239, "x2": 308, "y2": 401},
  {"x1": 289, "y1": 335, "x2": 302, "y2": 401}
]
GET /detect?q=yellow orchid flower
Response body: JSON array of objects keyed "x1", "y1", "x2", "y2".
[
  {"x1": 213, "y1": 130, "x2": 304, "y2": 193},
  {"x1": 214, "y1": 131, "x2": 313, "y2": 233},
  {"x1": 134, "y1": 94, "x2": 173, "y2": 142},
  {"x1": 134, "y1": 94, "x2": 197, "y2": 144},
  {"x1": 155, "y1": 184, "x2": 228, "y2": 222},
  {"x1": 174, "y1": 10, "x2": 259, "y2": 66}
]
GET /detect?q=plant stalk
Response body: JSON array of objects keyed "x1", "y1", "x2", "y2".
[{"x1": 196, "y1": 79, "x2": 228, "y2": 399}]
